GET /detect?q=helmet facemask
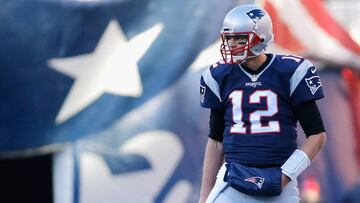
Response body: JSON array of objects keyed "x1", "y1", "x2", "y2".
[{"x1": 220, "y1": 32, "x2": 262, "y2": 64}]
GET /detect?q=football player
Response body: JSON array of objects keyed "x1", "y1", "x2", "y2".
[{"x1": 198, "y1": 4, "x2": 326, "y2": 203}]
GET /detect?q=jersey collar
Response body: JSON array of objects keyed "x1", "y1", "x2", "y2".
[{"x1": 238, "y1": 54, "x2": 275, "y2": 82}]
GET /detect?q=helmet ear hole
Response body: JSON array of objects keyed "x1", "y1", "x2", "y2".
[{"x1": 261, "y1": 38, "x2": 264, "y2": 42}]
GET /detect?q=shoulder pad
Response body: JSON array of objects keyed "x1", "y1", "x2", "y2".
[
  {"x1": 275, "y1": 55, "x2": 308, "y2": 73},
  {"x1": 208, "y1": 62, "x2": 232, "y2": 78},
  {"x1": 210, "y1": 59, "x2": 226, "y2": 69}
]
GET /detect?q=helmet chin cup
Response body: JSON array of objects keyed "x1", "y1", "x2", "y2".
[{"x1": 223, "y1": 49, "x2": 248, "y2": 64}]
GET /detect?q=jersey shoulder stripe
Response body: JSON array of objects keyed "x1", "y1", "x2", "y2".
[
  {"x1": 201, "y1": 66, "x2": 222, "y2": 102},
  {"x1": 289, "y1": 59, "x2": 315, "y2": 96}
]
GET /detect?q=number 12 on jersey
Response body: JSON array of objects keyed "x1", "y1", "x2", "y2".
[{"x1": 229, "y1": 90, "x2": 280, "y2": 134}]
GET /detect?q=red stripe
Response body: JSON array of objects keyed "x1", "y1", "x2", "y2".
[
  {"x1": 301, "y1": 0, "x2": 360, "y2": 55},
  {"x1": 264, "y1": 1, "x2": 305, "y2": 52},
  {"x1": 342, "y1": 68, "x2": 360, "y2": 165}
]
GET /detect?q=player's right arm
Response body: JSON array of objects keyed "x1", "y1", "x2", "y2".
[
  {"x1": 198, "y1": 64, "x2": 226, "y2": 203},
  {"x1": 198, "y1": 138, "x2": 224, "y2": 203},
  {"x1": 198, "y1": 108, "x2": 225, "y2": 203}
]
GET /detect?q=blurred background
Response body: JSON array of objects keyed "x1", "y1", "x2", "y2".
[{"x1": 0, "y1": 0, "x2": 360, "y2": 202}]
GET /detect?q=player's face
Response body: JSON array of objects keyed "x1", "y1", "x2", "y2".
[
  {"x1": 225, "y1": 34, "x2": 248, "y2": 55},
  {"x1": 220, "y1": 32, "x2": 255, "y2": 64}
]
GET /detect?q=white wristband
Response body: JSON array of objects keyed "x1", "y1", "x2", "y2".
[{"x1": 281, "y1": 149, "x2": 311, "y2": 181}]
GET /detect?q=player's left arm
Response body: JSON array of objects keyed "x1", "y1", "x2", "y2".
[
  {"x1": 293, "y1": 99, "x2": 326, "y2": 161},
  {"x1": 281, "y1": 100, "x2": 326, "y2": 188},
  {"x1": 299, "y1": 132, "x2": 326, "y2": 161}
]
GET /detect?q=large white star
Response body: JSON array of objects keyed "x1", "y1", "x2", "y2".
[
  {"x1": 188, "y1": 39, "x2": 221, "y2": 73},
  {"x1": 48, "y1": 20, "x2": 163, "y2": 124}
]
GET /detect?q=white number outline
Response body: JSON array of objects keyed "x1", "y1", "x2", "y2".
[
  {"x1": 230, "y1": 90, "x2": 280, "y2": 134},
  {"x1": 229, "y1": 90, "x2": 246, "y2": 134},
  {"x1": 281, "y1": 55, "x2": 302, "y2": 63}
]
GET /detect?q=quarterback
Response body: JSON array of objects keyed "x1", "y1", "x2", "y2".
[{"x1": 198, "y1": 4, "x2": 326, "y2": 203}]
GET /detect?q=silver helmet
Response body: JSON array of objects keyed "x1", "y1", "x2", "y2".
[{"x1": 220, "y1": 4, "x2": 274, "y2": 64}]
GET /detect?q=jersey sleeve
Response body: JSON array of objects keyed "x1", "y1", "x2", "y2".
[
  {"x1": 200, "y1": 66, "x2": 223, "y2": 109},
  {"x1": 290, "y1": 59, "x2": 324, "y2": 106}
]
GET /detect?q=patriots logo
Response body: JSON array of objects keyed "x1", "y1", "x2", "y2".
[
  {"x1": 200, "y1": 85, "x2": 206, "y2": 103},
  {"x1": 245, "y1": 176, "x2": 265, "y2": 189},
  {"x1": 305, "y1": 76, "x2": 322, "y2": 95},
  {"x1": 246, "y1": 9, "x2": 266, "y2": 21}
]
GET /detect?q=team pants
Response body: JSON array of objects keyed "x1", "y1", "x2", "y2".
[{"x1": 206, "y1": 164, "x2": 300, "y2": 203}]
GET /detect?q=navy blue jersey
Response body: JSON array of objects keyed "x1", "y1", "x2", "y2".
[{"x1": 200, "y1": 54, "x2": 324, "y2": 166}]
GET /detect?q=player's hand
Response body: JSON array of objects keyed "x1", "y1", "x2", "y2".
[{"x1": 281, "y1": 173, "x2": 291, "y2": 189}]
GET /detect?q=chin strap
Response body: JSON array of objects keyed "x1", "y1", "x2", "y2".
[{"x1": 281, "y1": 149, "x2": 311, "y2": 181}]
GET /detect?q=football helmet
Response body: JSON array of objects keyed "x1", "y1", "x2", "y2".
[{"x1": 220, "y1": 4, "x2": 274, "y2": 64}]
